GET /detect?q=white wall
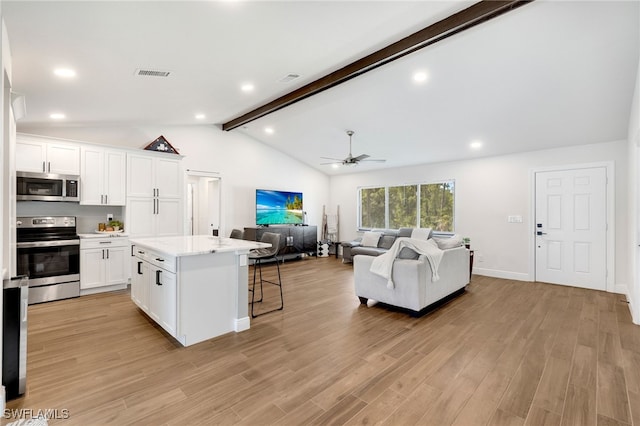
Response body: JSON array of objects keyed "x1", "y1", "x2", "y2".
[
  {"x1": 627, "y1": 54, "x2": 640, "y2": 324},
  {"x1": 330, "y1": 140, "x2": 629, "y2": 287},
  {"x1": 17, "y1": 125, "x2": 330, "y2": 237}
]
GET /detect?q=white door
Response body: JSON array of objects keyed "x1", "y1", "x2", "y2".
[{"x1": 535, "y1": 167, "x2": 607, "y2": 290}]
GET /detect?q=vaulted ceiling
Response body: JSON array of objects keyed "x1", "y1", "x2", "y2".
[{"x1": 3, "y1": 1, "x2": 639, "y2": 175}]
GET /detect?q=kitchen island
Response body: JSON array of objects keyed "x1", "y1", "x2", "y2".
[{"x1": 129, "y1": 235, "x2": 270, "y2": 347}]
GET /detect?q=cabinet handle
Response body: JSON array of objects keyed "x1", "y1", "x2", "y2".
[
  {"x1": 101, "y1": 194, "x2": 104, "y2": 204},
  {"x1": 157, "y1": 188, "x2": 159, "y2": 197},
  {"x1": 48, "y1": 162, "x2": 51, "y2": 172},
  {"x1": 137, "y1": 261, "x2": 143, "y2": 275},
  {"x1": 155, "y1": 258, "x2": 164, "y2": 262},
  {"x1": 157, "y1": 199, "x2": 159, "y2": 215},
  {"x1": 106, "y1": 249, "x2": 109, "y2": 259},
  {"x1": 105, "y1": 194, "x2": 108, "y2": 204},
  {"x1": 156, "y1": 270, "x2": 162, "y2": 285},
  {"x1": 102, "y1": 249, "x2": 105, "y2": 259},
  {"x1": 137, "y1": 250, "x2": 145, "y2": 254},
  {"x1": 99, "y1": 241, "x2": 112, "y2": 244},
  {"x1": 42, "y1": 161, "x2": 45, "y2": 172}
]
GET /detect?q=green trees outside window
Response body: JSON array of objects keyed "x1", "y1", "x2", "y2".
[{"x1": 359, "y1": 181, "x2": 454, "y2": 232}]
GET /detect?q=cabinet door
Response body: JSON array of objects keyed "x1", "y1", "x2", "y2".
[
  {"x1": 104, "y1": 150, "x2": 126, "y2": 205},
  {"x1": 80, "y1": 248, "x2": 105, "y2": 289},
  {"x1": 15, "y1": 140, "x2": 47, "y2": 172},
  {"x1": 303, "y1": 226, "x2": 318, "y2": 253},
  {"x1": 155, "y1": 157, "x2": 182, "y2": 198},
  {"x1": 105, "y1": 246, "x2": 128, "y2": 286},
  {"x1": 80, "y1": 146, "x2": 105, "y2": 205},
  {"x1": 127, "y1": 154, "x2": 154, "y2": 197},
  {"x1": 131, "y1": 256, "x2": 149, "y2": 313},
  {"x1": 47, "y1": 143, "x2": 80, "y2": 175},
  {"x1": 126, "y1": 198, "x2": 155, "y2": 237},
  {"x1": 149, "y1": 266, "x2": 177, "y2": 337},
  {"x1": 156, "y1": 198, "x2": 182, "y2": 237}
]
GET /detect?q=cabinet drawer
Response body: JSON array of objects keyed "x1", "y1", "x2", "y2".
[
  {"x1": 134, "y1": 248, "x2": 176, "y2": 273},
  {"x1": 81, "y1": 237, "x2": 130, "y2": 250}
]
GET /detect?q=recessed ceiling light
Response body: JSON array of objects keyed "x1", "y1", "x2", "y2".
[
  {"x1": 412, "y1": 71, "x2": 428, "y2": 84},
  {"x1": 470, "y1": 140, "x2": 483, "y2": 149},
  {"x1": 50, "y1": 113, "x2": 66, "y2": 119},
  {"x1": 241, "y1": 83, "x2": 255, "y2": 92},
  {"x1": 264, "y1": 127, "x2": 274, "y2": 135},
  {"x1": 195, "y1": 114, "x2": 206, "y2": 120},
  {"x1": 53, "y1": 68, "x2": 76, "y2": 78}
]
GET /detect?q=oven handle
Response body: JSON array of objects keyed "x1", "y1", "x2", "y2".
[{"x1": 16, "y1": 240, "x2": 80, "y2": 248}]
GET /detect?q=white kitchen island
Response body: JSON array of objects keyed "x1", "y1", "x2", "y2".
[{"x1": 129, "y1": 235, "x2": 269, "y2": 347}]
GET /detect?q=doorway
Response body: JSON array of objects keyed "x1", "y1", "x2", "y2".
[
  {"x1": 185, "y1": 170, "x2": 221, "y2": 236},
  {"x1": 534, "y1": 164, "x2": 611, "y2": 291}
]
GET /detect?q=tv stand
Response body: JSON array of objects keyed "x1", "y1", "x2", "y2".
[{"x1": 244, "y1": 225, "x2": 317, "y2": 260}]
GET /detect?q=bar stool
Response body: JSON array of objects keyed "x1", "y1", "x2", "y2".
[
  {"x1": 230, "y1": 229, "x2": 244, "y2": 239},
  {"x1": 248, "y1": 232, "x2": 283, "y2": 317}
]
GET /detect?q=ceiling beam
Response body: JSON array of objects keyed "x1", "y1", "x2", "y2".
[{"x1": 221, "y1": 0, "x2": 533, "y2": 131}]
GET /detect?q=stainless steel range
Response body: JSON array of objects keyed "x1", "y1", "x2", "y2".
[{"x1": 16, "y1": 216, "x2": 80, "y2": 304}]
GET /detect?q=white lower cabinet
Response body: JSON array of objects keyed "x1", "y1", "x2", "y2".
[
  {"x1": 80, "y1": 237, "x2": 130, "y2": 291},
  {"x1": 131, "y1": 247, "x2": 177, "y2": 338}
]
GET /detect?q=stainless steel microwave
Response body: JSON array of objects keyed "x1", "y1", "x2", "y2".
[{"x1": 16, "y1": 171, "x2": 80, "y2": 202}]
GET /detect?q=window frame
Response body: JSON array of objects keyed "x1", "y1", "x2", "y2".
[{"x1": 357, "y1": 179, "x2": 456, "y2": 233}]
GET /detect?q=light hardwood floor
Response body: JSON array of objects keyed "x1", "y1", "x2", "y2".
[{"x1": 4, "y1": 257, "x2": 640, "y2": 425}]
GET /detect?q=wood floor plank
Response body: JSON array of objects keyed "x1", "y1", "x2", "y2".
[
  {"x1": 597, "y1": 363, "x2": 631, "y2": 424},
  {"x1": 4, "y1": 258, "x2": 639, "y2": 426}
]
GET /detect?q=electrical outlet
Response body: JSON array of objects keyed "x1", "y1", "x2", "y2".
[{"x1": 107, "y1": 214, "x2": 113, "y2": 222}]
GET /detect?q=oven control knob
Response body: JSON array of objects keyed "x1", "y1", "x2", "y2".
[{"x1": 16, "y1": 221, "x2": 22, "y2": 226}]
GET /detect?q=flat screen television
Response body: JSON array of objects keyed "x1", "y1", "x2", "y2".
[{"x1": 256, "y1": 189, "x2": 304, "y2": 225}]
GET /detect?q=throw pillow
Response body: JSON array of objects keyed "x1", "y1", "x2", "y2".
[
  {"x1": 398, "y1": 247, "x2": 420, "y2": 260},
  {"x1": 361, "y1": 231, "x2": 383, "y2": 247},
  {"x1": 433, "y1": 234, "x2": 464, "y2": 250},
  {"x1": 411, "y1": 227, "x2": 433, "y2": 240}
]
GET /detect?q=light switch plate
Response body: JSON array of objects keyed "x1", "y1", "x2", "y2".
[{"x1": 508, "y1": 215, "x2": 523, "y2": 223}]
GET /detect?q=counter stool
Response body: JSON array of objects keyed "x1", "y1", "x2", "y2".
[
  {"x1": 248, "y1": 232, "x2": 283, "y2": 317},
  {"x1": 230, "y1": 229, "x2": 244, "y2": 239}
]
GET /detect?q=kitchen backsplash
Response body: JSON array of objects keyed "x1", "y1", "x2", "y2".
[{"x1": 16, "y1": 202, "x2": 124, "y2": 234}]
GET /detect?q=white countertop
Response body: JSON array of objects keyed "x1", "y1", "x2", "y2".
[
  {"x1": 129, "y1": 235, "x2": 270, "y2": 257},
  {"x1": 78, "y1": 232, "x2": 130, "y2": 239}
]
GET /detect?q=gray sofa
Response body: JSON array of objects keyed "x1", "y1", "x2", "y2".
[
  {"x1": 354, "y1": 245, "x2": 470, "y2": 316},
  {"x1": 341, "y1": 228, "x2": 413, "y2": 263}
]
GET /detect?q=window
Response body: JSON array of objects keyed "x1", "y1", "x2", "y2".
[{"x1": 358, "y1": 181, "x2": 455, "y2": 231}]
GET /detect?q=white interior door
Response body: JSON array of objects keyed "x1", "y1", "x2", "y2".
[
  {"x1": 535, "y1": 167, "x2": 607, "y2": 290},
  {"x1": 184, "y1": 171, "x2": 220, "y2": 236}
]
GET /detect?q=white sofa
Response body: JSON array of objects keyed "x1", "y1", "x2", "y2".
[{"x1": 353, "y1": 245, "x2": 470, "y2": 316}]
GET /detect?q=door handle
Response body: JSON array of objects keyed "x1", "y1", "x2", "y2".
[
  {"x1": 536, "y1": 231, "x2": 547, "y2": 236},
  {"x1": 156, "y1": 270, "x2": 162, "y2": 285},
  {"x1": 137, "y1": 261, "x2": 143, "y2": 275}
]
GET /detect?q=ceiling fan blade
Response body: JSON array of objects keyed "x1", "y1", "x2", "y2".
[
  {"x1": 320, "y1": 161, "x2": 341, "y2": 165},
  {"x1": 320, "y1": 156, "x2": 343, "y2": 161},
  {"x1": 352, "y1": 154, "x2": 370, "y2": 161},
  {"x1": 361, "y1": 158, "x2": 386, "y2": 163}
]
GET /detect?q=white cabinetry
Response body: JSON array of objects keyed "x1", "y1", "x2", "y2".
[
  {"x1": 80, "y1": 237, "x2": 130, "y2": 292},
  {"x1": 131, "y1": 247, "x2": 177, "y2": 337},
  {"x1": 80, "y1": 146, "x2": 126, "y2": 205},
  {"x1": 16, "y1": 135, "x2": 80, "y2": 174},
  {"x1": 126, "y1": 153, "x2": 182, "y2": 237}
]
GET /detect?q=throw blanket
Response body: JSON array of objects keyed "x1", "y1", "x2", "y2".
[{"x1": 370, "y1": 237, "x2": 444, "y2": 289}]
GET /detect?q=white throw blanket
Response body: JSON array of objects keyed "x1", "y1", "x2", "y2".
[{"x1": 370, "y1": 237, "x2": 444, "y2": 289}]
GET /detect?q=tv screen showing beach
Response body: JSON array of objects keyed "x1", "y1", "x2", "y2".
[{"x1": 256, "y1": 189, "x2": 304, "y2": 225}]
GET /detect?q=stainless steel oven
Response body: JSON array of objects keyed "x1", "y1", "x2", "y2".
[
  {"x1": 16, "y1": 216, "x2": 80, "y2": 304},
  {"x1": 16, "y1": 171, "x2": 80, "y2": 202}
]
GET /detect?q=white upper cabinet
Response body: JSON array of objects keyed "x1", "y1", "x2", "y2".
[
  {"x1": 127, "y1": 153, "x2": 181, "y2": 198},
  {"x1": 80, "y1": 146, "x2": 126, "y2": 206},
  {"x1": 16, "y1": 136, "x2": 80, "y2": 175}
]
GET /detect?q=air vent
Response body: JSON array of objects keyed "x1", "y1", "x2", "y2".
[
  {"x1": 135, "y1": 68, "x2": 171, "y2": 78},
  {"x1": 279, "y1": 73, "x2": 300, "y2": 83}
]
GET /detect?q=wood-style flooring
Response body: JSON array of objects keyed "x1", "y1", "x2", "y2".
[{"x1": 4, "y1": 257, "x2": 640, "y2": 425}]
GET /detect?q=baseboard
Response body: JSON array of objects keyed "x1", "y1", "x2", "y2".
[
  {"x1": 473, "y1": 267, "x2": 531, "y2": 282},
  {"x1": 235, "y1": 316, "x2": 250, "y2": 332},
  {"x1": 613, "y1": 283, "x2": 628, "y2": 295},
  {"x1": 626, "y1": 287, "x2": 639, "y2": 325}
]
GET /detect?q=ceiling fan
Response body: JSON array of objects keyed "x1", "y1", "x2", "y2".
[{"x1": 321, "y1": 130, "x2": 386, "y2": 166}]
